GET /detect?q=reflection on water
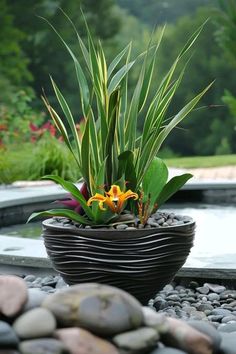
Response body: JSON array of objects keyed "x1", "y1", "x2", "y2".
[
  {"x1": 163, "y1": 203, "x2": 236, "y2": 256},
  {"x1": 0, "y1": 222, "x2": 42, "y2": 239}
]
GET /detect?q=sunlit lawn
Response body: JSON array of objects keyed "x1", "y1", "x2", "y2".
[{"x1": 164, "y1": 154, "x2": 236, "y2": 168}]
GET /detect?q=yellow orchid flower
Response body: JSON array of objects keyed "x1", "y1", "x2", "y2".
[{"x1": 87, "y1": 185, "x2": 139, "y2": 214}]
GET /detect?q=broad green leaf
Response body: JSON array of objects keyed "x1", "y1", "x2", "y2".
[
  {"x1": 142, "y1": 157, "x2": 168, "y2": 208},
  {"x1": 42, "y1": 175, "x2": 94, "y2": 220},
  {"x1": 27, "y1": 209, "x2": 93, "y2": 225},
  {"x1": 157, "y1": 173, "x2": 193, "y2": 207}
]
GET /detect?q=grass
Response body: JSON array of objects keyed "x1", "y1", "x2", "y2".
[{"x1": 164, "y1": 154, "x2": 236, "y2": 169}]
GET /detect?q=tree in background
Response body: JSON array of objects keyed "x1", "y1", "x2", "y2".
[
  {"x1": 214, "y1": 0, "x2": 236, "y2": 66},
  {"x1": 0, "y1": 0, "x2": 33, "y2": 103},
  {"x1": 145, "y1": 7, "x2": 236, "y2": 156},
  {"x1": 116, "y1": 0, "x2": 215, "y2": 26},
  {"x1": 213, "y1": 0, "x2": 236, "y2": 154},
  {"x1": 7, "y1": 0, "x2": 121, "y2": 115}
]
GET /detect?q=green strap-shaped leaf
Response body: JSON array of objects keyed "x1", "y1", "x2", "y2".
[
  {"x1": 88, "y1": 108, "x2": 100, "y2": 176},
  {"x1": 81, "y1": 116, "x2": 91, "y2": 193},
  {"x1": 118, "y1": 151, "x2": 137, "y2": 191},
  {"x1": 138, "y1": 27, "x2": 165, "y2": 113},
  {"x1": 42, "y1": 175, "x2": 94, "y2": 220},
  {"x1": 108, "y1": 43, "x2": 132, "y2": 79},
  {"x1": 153, "y1": 81, "x2": 214, "y2": 153},
  {"x1": 42, "y1": 96, "x2": 80, "y2": 169},
  {"x1": 28, "y1": 209, "x2": 93, "y2": 225},
  {"x1": 38, "y1": 16, "x2": 90, "y2": 115},
  {"x1": 108, "y1": 61, "x2": 135, "y2": 95},
  {"x1": 50, "y1": 77, "x2": 81, "y2": 159},
  {"x1": 157, "y1": 173, "x2": 193, "y2": 207},
  {"x1": 105, "y1": 89, "x2": 120, "y2": 186}
]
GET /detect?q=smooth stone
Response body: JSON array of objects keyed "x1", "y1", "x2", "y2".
[
  {"x1": 19, "y1": 338, "x2": 66, "y2": 354},
  {"x1": 196, "y1": 286, "x2": 209, "y2": 295},
  {"x1": 142, "y1": 307, "x2": 168, "y2": 332},
  {"x1": 150, "y1": 348, "x2": 188, "y2": 354},
  {"x1": 207, "y1": 315, "x2": 223, "y2": 322},
  {"x1": 161, "y1": 317, "x2": 214, "y2": 354},
  {"x1": 0, "y1": 276, "x2": 28, "y2": 317},
  {"x1": 55, "y1": 277, "x2": 68, "y2": 290},
  {"x1": 195, "y1": 303, "x2": 213, "y2": 312},
  {"x1": 166, "y1": 295, "x2": 180, "y2": 302},
  {"x1": 221, "y1": 304, "x2": 234, "y2": 310},
  {"x1": 116, "y1": 224, "x2": 128, "y2": 230},
  {"x1": 55, "y1": 327, "x2": 119, "y2": 354},
  {"x1": 204, "y1": 283, "x2": 226, "y2": 294},
  {"x1": 218, "y1": 322, "x2": 236, "y2": 332},
  {"x1": 41, "y1": 286, "x2": 54, "y2": 292},
  {"x1": 41, "y1": 276, "x2": 57, "y2": 287},
  {"x1": 13, "y1": 308, "x2": 56, "y2": 339},
  {"x1": 23, "y1": 288, "x2": 48, "y2": 312},
  {"x1": 157, "y1": 218, "x2": 165, "y2": 225},
  {"x1": 187, "y1": 320, "x2": 221, "y2": 352},
  {"x1": 189, "y1": 311, "x2": 207, "y2": 321},
  {"x1": 219, "y1": 332, "x2": 236, "y2": 354},
  {"x1": 207, "y1": 293, "x2": 220, "y2": 301},
  {"x1": 153, "y1": 297, "x2": 168, "y2": 311},
  {"x1": 228, "y1": 300, "x2": 236, "y2": 307},
  {"x1": 221, "y1": 315, "x2": 236, "y2": 323},
  {"x1": 24, "y1": 275, "x2": 36, "y2": 283},
  {"x1": 189, "y1": 281, "x2": 199, "y2": 289},
  {"x1": 117, "y1": 214, "x2": 135, "y2": 222},
  {"x1": 113, "y1": 327, "x2": 159, "y2": 352},
  {"x1": 0, "y1": 321, "x2": 19, "y2": 348},
  {"x1": 211, "y1": 308, "x2": 232, "y2": 317},
  {"x1": 43, "y1": 283, "x2": 143, "y2": 336}
]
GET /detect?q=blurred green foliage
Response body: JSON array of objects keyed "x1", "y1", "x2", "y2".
[
  {"x1": 116, "y1": 0, "x2": 215, "y2": 26},
  {"x1": 0, "y1": 137, "x2": 79, "y2": 184},
  {"x1": 0, "y1": 0, "x2": 236, "y2": 184}
]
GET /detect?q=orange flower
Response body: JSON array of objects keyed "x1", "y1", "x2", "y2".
[{"x1": 87, "y1": 185, "x2": 138, "y2": 214}]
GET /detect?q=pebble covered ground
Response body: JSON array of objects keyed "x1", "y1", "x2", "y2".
[{"x1": 0, "y1": 274, "x2": 236, "y2": 353}]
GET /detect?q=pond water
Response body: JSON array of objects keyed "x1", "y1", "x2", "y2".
[
  {"x1": 0, "y1": 221, "x2": 42, "y2": 239},
  {"x1": 164, "y1": 203, "x2": 236, "y2": 256},
  {"x1": 0, "y1": 204, "x2": 235, "y2": 249}
]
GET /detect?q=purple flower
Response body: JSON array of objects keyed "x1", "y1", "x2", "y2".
[{"x1": 57, "y1": 182, "x2": 89, "y2": 215}]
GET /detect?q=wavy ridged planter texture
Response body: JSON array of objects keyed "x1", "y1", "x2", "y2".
[{"x1": 42, "y1": 218, "x2": 195, "y2": 304}]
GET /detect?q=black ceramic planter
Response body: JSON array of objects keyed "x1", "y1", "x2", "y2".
[{"x1": 42, "y1": 218, "x2": 195, "y2": 304}]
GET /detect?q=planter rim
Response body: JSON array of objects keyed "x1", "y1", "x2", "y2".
[{"x1": 42, "y1": 217, "x2": 195, "y2": 241}]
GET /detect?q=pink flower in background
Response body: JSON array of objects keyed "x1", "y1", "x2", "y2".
[{"x1": 29, "y1": 121, "x2": 56, "y2": 142}]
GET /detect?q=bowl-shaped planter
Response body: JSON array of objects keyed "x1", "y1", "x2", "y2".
[{"x1": 42, "y1": 217, "x2": 195, "y2": 304}]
